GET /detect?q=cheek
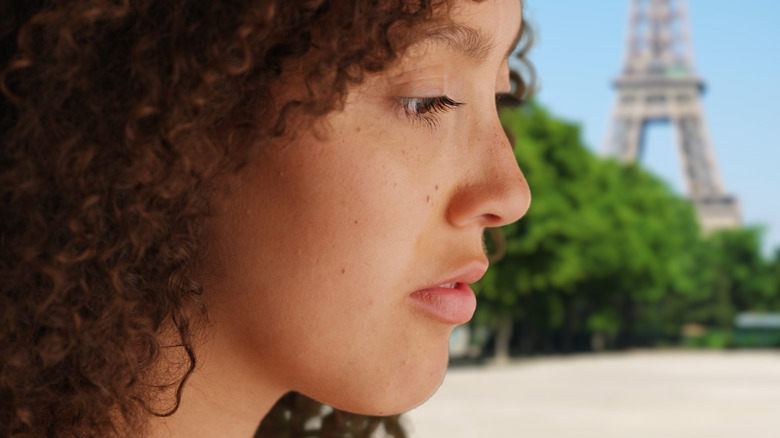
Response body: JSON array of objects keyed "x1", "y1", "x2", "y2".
[
  {"x1": 207, "y1": 54, "x2": 498, "y2": 404},
  {"x1": 266, "y1": 125, "x2": 440, "y2": 275},
  {"x1": 202, "y1": 132, "x2": 453, "y2": 413}
]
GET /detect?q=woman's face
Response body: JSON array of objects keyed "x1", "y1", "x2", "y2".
[{"x1": 200, "y1": 0, "x2": 529, "y2": 415}]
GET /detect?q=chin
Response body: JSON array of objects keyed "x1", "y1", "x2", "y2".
[
  {"x1": 321, "y1": 344, "x2": 452, "y2": 416},
  {"x1": 332, "y1": 376, "x2": 447, "y2": 417}
]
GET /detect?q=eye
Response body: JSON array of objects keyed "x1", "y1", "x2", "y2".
[
  {"x1": 396, "y1": 96, "x2": 464, "y2": 128},
  {"x1": 398, "y1": 96, "x2": 463, "y2": 115}
]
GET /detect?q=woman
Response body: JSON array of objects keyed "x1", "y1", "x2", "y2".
[{"x1": 0, "y1": 0, "x2": 531, "y2": 436}]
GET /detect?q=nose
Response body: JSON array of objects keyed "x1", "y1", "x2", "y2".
[{"x1": 446, "y1": 116, "x2": 531, "y2": 228}]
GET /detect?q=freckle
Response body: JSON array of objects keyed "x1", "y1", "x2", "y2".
[
  {"x1": 341, "y1": 268, "x2": 346, "y2": 274},
  {"x1": 354, "y1": 220, "x2": 358, "y2": 224},
  {"x1": 435, "y1": 185, "x2": 439, "y2": 191},
  {"x1": 426, "y1": 195, "x2": 430, "y2": 203},
  {"x1": 402, "y1": 150, "x2": 406, "y2": 155},
  {"x1": 356, "y1": 126, "x2": 361, "y2": 133}
]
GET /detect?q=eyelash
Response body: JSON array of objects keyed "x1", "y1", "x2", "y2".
[
  {"x1": 397, "y1": 93, "x2": 522, "y2": 128},
  {"x1": 397, "y1": 96, "x2": 463, "y2": 128}
]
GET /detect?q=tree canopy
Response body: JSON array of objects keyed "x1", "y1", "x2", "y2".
[{"x1": 474, "y1": 103, "x2": 780, "y2": 356}]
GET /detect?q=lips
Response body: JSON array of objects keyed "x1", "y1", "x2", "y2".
[
  {"x1": 410, "y1": 283, "x2": 477, "y2": 325},
  {"x1": 409, "y1": 262, "x2": 486, "y2": 325}
]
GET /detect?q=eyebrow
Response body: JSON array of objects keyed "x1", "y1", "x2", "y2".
[
  {"x1": 420, "y1": 19, "x2": 525, "y2": 64},
  {"x1": 422, "y1": 25, "x2": 495, "y2": 64}
]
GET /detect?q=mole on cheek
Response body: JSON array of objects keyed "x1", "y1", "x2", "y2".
[
  {"x1": 341, "y1": 268, "x2": 346, "y2": 274},
  {"x1": 435, "y1": 185, "x2": 439, "y2": 191}
]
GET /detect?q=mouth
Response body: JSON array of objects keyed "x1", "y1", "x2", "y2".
[
  {"x1": 408, "y1": 262, "x2": 486, "y2": 325},
  {"x1": 409, "y1": 282, "x2": 477, "y2": 325},
  {"x1": 409, "y1": 272, "x2": 484, "y2": 325}
]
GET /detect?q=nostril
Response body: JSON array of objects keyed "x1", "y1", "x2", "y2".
[{"x1": 484, "y1": 213, "x2": 502, "y2": 225}]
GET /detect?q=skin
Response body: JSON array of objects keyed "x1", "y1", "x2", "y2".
[{"x1": 149, "y1": 0, "x2": 529, "y2": 436}]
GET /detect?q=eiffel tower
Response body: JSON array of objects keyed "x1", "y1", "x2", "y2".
[{"x1": 603, "y1": 0, "x2": 740, "y2": 232}]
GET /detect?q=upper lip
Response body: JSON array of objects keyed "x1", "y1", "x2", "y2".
[{"x1": 417, "y1": 259, "x2": 489, "y2": 291}]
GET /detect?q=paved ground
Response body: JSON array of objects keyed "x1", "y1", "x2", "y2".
[{"x1": 404, "y1": 350, "x2": 780, "y2": 438}]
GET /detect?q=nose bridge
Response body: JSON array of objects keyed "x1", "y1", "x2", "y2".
[{"x1": 447, "y1": 111, "x2": 531, "y2": 228}]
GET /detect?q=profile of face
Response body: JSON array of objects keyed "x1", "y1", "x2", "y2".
[{"x1": 197, "y1": 0, "x2": 530, "y2": 417}]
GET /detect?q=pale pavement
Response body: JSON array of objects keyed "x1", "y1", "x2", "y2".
[{"x1": 405, "y1": 350, "x2": 780, "y2": 438}]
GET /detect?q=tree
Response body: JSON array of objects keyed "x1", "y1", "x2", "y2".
[{"x1": 476, "y1": 103, "x2": 703, "y2": 356}]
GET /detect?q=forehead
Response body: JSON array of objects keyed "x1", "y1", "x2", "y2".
[{"x1": 405, "y1": 0, "x2": 523, "y2": 64}]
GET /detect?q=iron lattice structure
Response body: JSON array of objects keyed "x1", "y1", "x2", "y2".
[{"x1": 603, "y1": 0, "x2": 740, "y2": 232}]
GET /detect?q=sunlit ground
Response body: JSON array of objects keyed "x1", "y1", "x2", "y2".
[{"x1": 406, "y1": 350, "x2": 780, "y2": 438}]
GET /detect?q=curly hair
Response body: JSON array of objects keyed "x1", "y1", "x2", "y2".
[{"x1": 0, "y1": 0, "x2": 533, "y2": 436}]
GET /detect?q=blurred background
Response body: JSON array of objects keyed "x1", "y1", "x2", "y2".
[{"x1": 407, "y1": 1, "x2": 780, "y2": 436}]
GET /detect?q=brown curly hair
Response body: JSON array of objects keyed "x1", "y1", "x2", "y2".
[{"x1": 0, "y1": 0, "x2": 533, "y2": 436}]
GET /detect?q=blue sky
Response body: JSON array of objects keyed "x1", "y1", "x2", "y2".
[{"x1": 522, "y1": 0, "x2": 780, "y2": 256}]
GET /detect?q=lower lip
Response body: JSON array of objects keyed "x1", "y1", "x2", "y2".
[{"x1": 409, "y1": 283, "x2": 477, "y2": 325}]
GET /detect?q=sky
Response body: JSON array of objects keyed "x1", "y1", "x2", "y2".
[{"x1": 521, "y1": 0, "x2": 780, "y2": 256}]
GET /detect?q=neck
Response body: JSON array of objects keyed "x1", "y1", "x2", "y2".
[{"x1": 145, "y1": 327, "x2": 286, "y2": 438}]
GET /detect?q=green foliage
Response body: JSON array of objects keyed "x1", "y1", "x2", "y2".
[
  {"x1": 587, "y1": 309, "x2": 620, "y2": 337},
  {"x1": 684, "y1": 227, "x2": 777, "y2": 326},
  {"x1": 474, "y1": 103, "x2": 780, "y2": 355},
  {"x1": 683, "y1": 329, "x2": 732, "y2": 349}
]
